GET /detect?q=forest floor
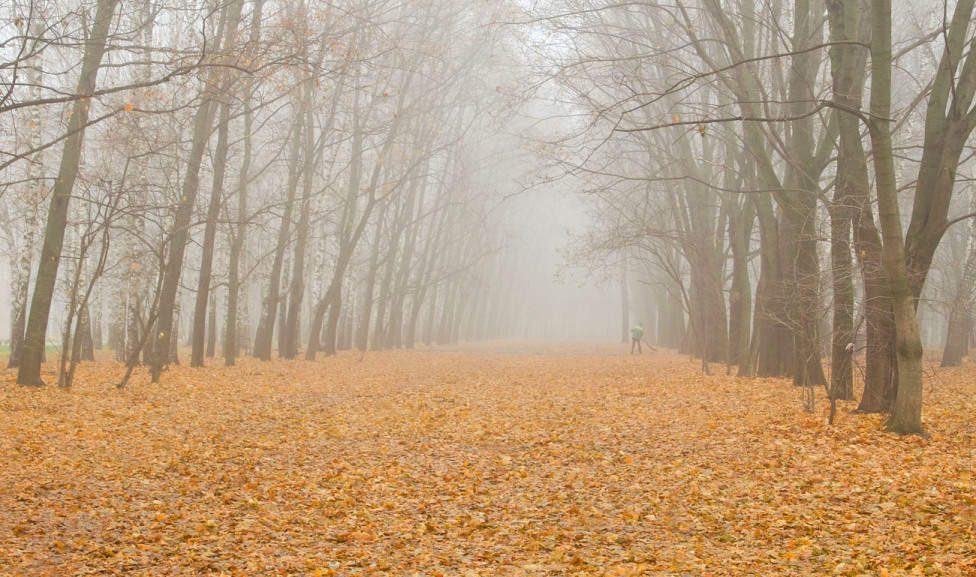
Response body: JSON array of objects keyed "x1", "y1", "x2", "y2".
[{"x1": 1, "y1": 342, "x2": 974, "y2": 576}]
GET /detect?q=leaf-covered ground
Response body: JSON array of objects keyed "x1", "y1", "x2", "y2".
[{"x1": 1, "y1": 342, "x2": 974, "y2": 576}]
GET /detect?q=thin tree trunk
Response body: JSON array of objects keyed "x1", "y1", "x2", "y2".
[
  {"x1": 91, "y1": 284, "x2": 103, "y2": 350},
  {"x1": 405, "y1": 206, "x2": 445, "y2": 349},
  {"x1": 317, "y1": 71, "x2": 413, "y2": 358},
  {"x1": 356, "y1": 205, "x2": 387, "y2": 351},
  {"x1": 3, "y1": 199, "x2": 31, "y2": 369},
  {"x1": 79, "y1": 307, "x2": 95, "y2": 362},
  {"x1": 620, "y1": 261, "x2": 630, "y2": 343},
  {"x1": 282, "y1": 78, "x2": 342, "y2": 359},
  {"x1": 6, "y1": 23, "x2": 45, "y2": 370},
  {"x1": 60, "y1": 195, "x2": 115, "y2": 387},
  {"x1": 191, "y1": 90, "x2": 236, "y2": 367},
  {"x1": 385, "y1": 177, "x2": 427, "y2": 349},
  {"x1": 371, "y1": 211, "x2": 401, "y2": 351},
  {"x1": 280, "y1": 135, "x2": 315, "y2": 359},
  {"x1": 252, "y1": 122, "x2": 302, "y2": 360},
  {"x1": 17, "y1": 0, "x2": 120, "y2": 387},
  {"x1": 224, "y1": 0, "x2": 264, "y2": 366},
  {"x1": 150, "y1": 86, "x2": 218, "y2": 382},
  {"x1": 728, "y1": 197, "x2": 754, "y2": 373},
  {"x1": 304, "y1": 285, "x2": 333, "y2": 360},
  {"x1": 151, "y1": 0, "x2": 243, "y2": 381},
  {"x1": 941, "y1": 195, "x2": 976, "y2": 366},
  {"x1": 826, "y1": 0, "x2": 870, "y2": 401},
  {"x1": 827, "y1": 0, "x2": 891, "y2": 412},
  {"x1": 753, "y1": 192, "x2": 792, "y2": 378},
  {"x1": 206, "y1": 290, "x2": 218, "y2": 358}
]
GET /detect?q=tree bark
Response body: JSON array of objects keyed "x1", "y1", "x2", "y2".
[
  {"x1": 191, "y1": 84, "x2": 236, "y2": 367},
  {"x1": 252, "y1": 116, "x2": 304, "y2": 360},
  {"x1": 941, "y1": 198, "x2": 976, "y2": 366},
  {"x1": 385, "y1": 173, "x2": 428, "y2": 349},
  {"x1": 371, "y1": 205, "x2": 401, "y2": 351},
  {"x1": 224, "y1": 0, "x2": 264, "y2": 367},
  {"x1": 6, "y1": 19, "x2": 46, "y2": 370},
  {"x1": 150, "y1": 0, "x2": 244, "y2": 381},
  {"x1": 17, "y1": 0, "x2": 120, "y2": 387},
  {"x1": 620, "y1": 261, "x2": 630, "y2": 344},
  {"x1": 728, "y1": 197, "x2": 754, "y2": 373},
  {"x1": 868, "y1": 0, "x2": 925, "y2": 435},
  {"x1": 356, "y1": 205, "x2": 387, "y2": 351},
  {"x1": 826, "y1": 0, "x2": 870, "y2": 401},
  {"x1": 315, "y1": 71, "x2": 413, "y2": 358},
  {"x1": 903, "y1": 0, "x2": 976, "y2": 301},
  {"x1": 206, "y1": 290, "x2": 218, "y2": 358}
]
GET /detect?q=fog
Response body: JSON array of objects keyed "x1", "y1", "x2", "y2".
[{"x1": 1, "y1": 0, "x2": 974, "y2": 410}]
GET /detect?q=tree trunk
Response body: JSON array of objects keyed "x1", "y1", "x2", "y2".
[
  {"x1": 357, "y1": 209, "x2": 386, "y2": 351},
  {"x1": 79, "y1": 307, "x2": 95, "y2": 362},
  {"x1": 316, "y1": 71, "x2": 411, "y2": 357},
  {"x1": 109, "y1": 283, "x2": 124, "y2": 360},
  {"x1": 8, "y1": 279, "x2": 28, "y2": 369},
  {"x1": 371, "y1": 218, "x2": 400, "y2": 351},
  {"x1": 282, "y1": 109, "x2": 323, "y2": 359},
  {"x1": 753, "y1": 193, "x2": 793, "y2": 378},
  {"x1": 424, "y1": 281, "x2": 440, "y2": 347},
  {"x1": 780, "y1": 0, "x2": 826, "y2": 389},
  {"x1": 206, "y1": 290, "x2": 218, "y2": 358},
  {"x1": 728, "y1": 197, "x2": 754, "y2": 373},
  {"x1": 191, "y1": 92, "x2": 235, "y2": 367},
  {"x1": 941, "y1": 203, "x2": 976, "y2": 366},
  {"x1": 17, "y1": 0, "x2": 120, "y2": 387},
  {"x1": 383, "y1": 166, "x2": 428, "y2": 349},
  {"x1": 406, "y1": 203, "x2": 448, "y2": 349},
  {"x1": 903, "y1": 0, "x2": 976, "y2": 302},
  {"x1": 223, "y1": 0, "x2": 263, "y2": 367},
  {"x1": 91, "y1": 285, "x2": 103, "y2": 350},
  {"x1": 620, "y1": 261, "x2": 630, "y2": 343},
  {"x1": 152, "y1": 0, "x2": 247, "y2": 381},
  {"x1": 303, "y1": 285, "x2": 333, "y2": 361},
  {"x1": 6, "y1": 12, "x2": 47, "y2": 371},
  {"x1": 826, "y1": 0, "x2": 871, "y2": 401},
  {"x1": 252, "y1": 113, "x2": 304, "y2": 360},
  {"x1": 868, "y1": 0, "x2": 925, "y2": 435},
  {"x1": 852, "y1": 143, "x2": 893, "y2": 412},
  {"x1": 437, "y1": 279, "x2": 459, "y2": 345},
  {"x1": 150, "y1": 89, "x2": 219, "y2": 382},
  {"x1": 323, "y1": 280, "x2": 345, "y2": 356},
  {"x1": 190, "y1": 100, "x2": 239, "y2": 367}
]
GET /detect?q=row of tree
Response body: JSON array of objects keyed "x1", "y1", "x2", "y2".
[
  {"x1": 533, "y1": 0, "x2": 976, "y2": 435},
  {"x1": 1, "y1": 0, "x2": 537, "y2": 388},
  {"x1": 7, "y1": 0, "x2": 974, "y2": 436}
]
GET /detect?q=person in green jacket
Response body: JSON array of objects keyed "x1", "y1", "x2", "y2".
[{"x1": 630, "y1": 323, "x2": 644, "y2": 355}]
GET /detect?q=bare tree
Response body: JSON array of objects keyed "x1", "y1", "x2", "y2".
[{"x1": 17, "y1": 0, "x2": 121, "y2": 387}]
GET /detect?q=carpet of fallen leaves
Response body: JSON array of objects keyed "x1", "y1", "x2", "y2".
[{"x1": 1, "y1": 341, "x2": 975, "y2": 577}]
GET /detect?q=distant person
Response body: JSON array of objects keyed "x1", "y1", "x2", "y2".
[{"x1": 630, "y1": 323, "x2": 644, "y2": 355}]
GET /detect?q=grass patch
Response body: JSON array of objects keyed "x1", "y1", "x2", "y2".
[{"x1": 0, "y1": 344, "x2": 64, "y2": 362}]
